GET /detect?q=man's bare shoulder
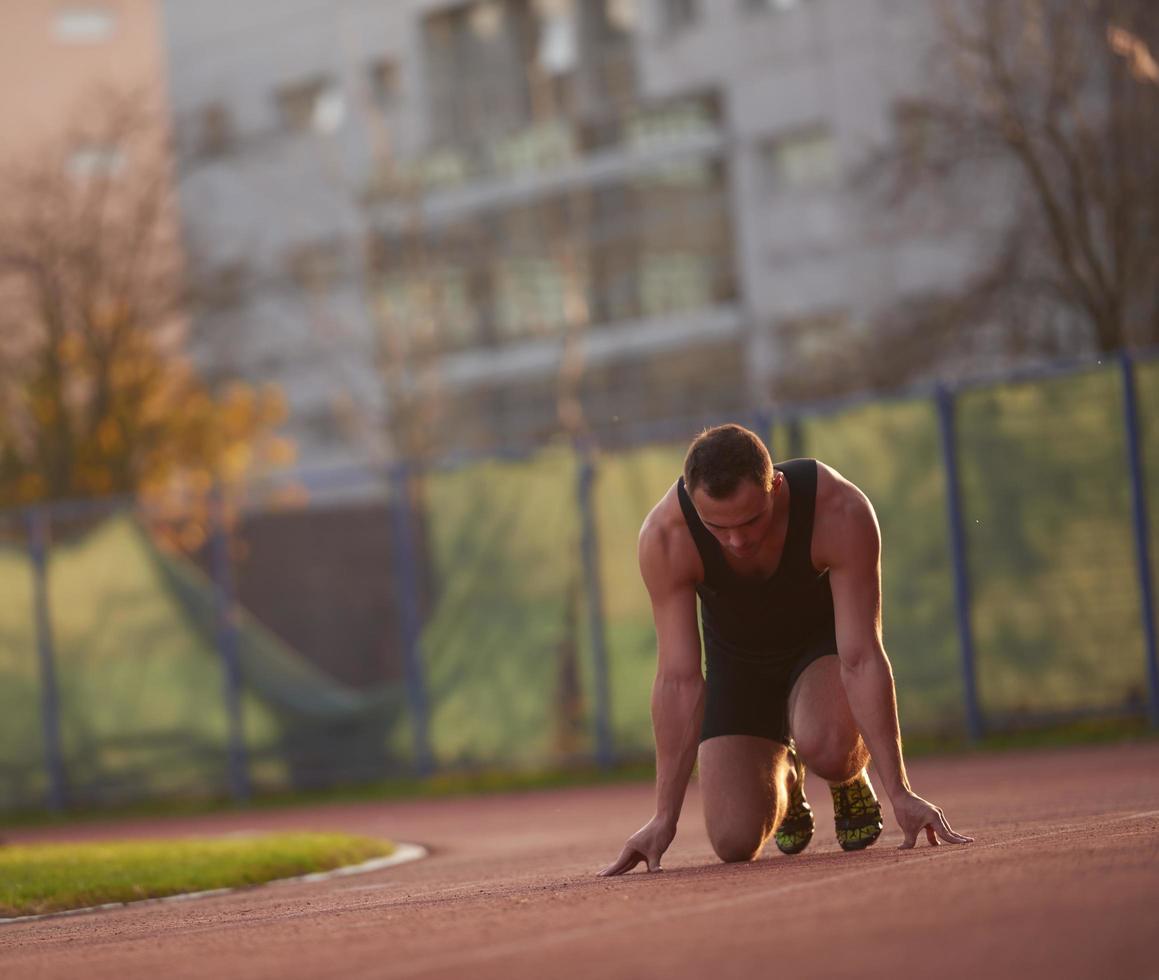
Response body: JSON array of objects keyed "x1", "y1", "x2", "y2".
[
  {"x1": 638, "y1": 482, "x2": 702, "y2": 592},
  {"x1": 813, "y1": 461, "x2": 880, "y2": 566}
]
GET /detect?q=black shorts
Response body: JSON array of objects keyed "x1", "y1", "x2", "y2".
[{"x1": 700, "y1": 637, "x2": 837, "y2": 746}]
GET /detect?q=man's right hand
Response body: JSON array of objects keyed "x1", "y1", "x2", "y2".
[{"x1": 599, "y1": 815, "x2": 677, "y2": 876}]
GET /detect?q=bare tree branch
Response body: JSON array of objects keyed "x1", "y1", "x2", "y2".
[{"x1": 850, "y1": 0, "x2": 1159, "y2": 388}]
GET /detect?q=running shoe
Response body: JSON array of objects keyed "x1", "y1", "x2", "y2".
[
  {"x1": 774, "y1": 742, "x2": 814, "y2": 855},
  {"x1": 830, "y1": 769, "x2": 884, "y2": 851}
]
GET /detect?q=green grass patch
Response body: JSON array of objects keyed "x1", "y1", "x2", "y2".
[{"x1": 0, "y1": 832, "x2": 393, "y2": 918}]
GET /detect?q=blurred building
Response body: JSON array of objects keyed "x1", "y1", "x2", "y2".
[
  {"x1": 0, "y1": 1, "x2": 171, "y2": 166},
  {"x1": 159, "y1": 0, "x2": 980, "y2": 464}
]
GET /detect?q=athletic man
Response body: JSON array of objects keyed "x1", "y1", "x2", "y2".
[{"x1": 601, "y1": 424, "x2": 972, "y2": 875}]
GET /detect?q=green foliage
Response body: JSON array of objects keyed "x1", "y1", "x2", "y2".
[{"x1": 0, "y1": 833, "x2": 392, "y2": 918}]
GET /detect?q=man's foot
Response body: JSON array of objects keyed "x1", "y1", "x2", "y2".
[
  {"x1": 774, "y1": 743, "x2": 814, "y2": 855},
  {"x1": 830, "y1": 769, "x2": 884, "y2": 851}
]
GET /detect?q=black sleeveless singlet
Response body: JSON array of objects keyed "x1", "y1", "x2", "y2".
[{"x1": 676, "y1": 458, "x2": 839, "y2": 743}]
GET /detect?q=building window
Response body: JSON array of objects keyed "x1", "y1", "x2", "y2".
[
  {"x1": 760, "y1": 125, "x2": 839, "y2": 191},
  {"x1": 205, "y1": 261, "x2": 249, "y2": 311},
  {"x1": 286, "y1": 242, "x2": 342, "y2": 293},
  {"x1": 197, "y1": 102, "x2": 234, "y2": 158},
  {"x1": 275, "y1": 77, "x2": 345, "y2": 134},
  {"x1": 53, "y1": 7, "x2": 116, "y2": 43},
  {"x1": 367, "y1": 59, "x2": 400, "y2": 108},
  {"x1": 68, "y1": 144, "x2": 125, "y2": 179},
  {"x1": 640, "y1": 253, "x2": 713, "y2": 316},
  {"x1": 661, "y1": 0, "x2": 698, "y2": 34},
  {"x1": 468, "y1": 1, "x2": 506, "y2": 41},
  {"x1": 779, "y1": 310, "x2": 850, "y2": 368},
  {"x1": 374, "y1": 264, "x2": 478, "y2": 352},
  {"x1": 491, "y1": 119, "x2": 574, "y2": 176},
  {"x1": 893, "y1": 100, "x2": 936, "y2": 166},
  {"x1": 743, "y1": 0, "x2": 805, "y2": 13},
  {"x1": 495, "y1": 257, "x2": 571, "y2": 338},
  {"x1": 605, "y1": 0, "x2": 638, "y2": 33},
  {"x1": 534, "y1": 0, "x2": 579, "y2": 76}
]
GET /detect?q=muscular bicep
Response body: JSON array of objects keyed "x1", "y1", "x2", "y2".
[
  {"x1": 638, "y1": 526, "x2": 703, "y2": 681},
  {"x1": 826, "y1": 489, "x2": 885, "y2": 667}
]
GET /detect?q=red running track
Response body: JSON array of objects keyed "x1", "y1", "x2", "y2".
[{"x1": 2, "y1": 741, "x2": 1157, "y2": 979}]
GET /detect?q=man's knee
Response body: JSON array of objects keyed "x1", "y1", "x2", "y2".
[
  {"x1": 709, "y1": 826, "x2": 765, "y2": 863},
  {"x1": 795, "y1": 728, "x2": 866, "y2": 782}
]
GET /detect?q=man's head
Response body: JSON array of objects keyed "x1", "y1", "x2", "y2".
[
  {"x1": 683, "y1": 424, "x2": 774, "y2": 499},
  {"x1": 683, "y1": 425, "x2": 781, "y2": 559}
]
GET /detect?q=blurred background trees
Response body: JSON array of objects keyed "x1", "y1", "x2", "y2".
[
  {"x1": 849, "y1": 0, "x2": 1159, "y2": 394},
  {"x1": 0, "y1": 92, "x2": 292, "y2": 508}
]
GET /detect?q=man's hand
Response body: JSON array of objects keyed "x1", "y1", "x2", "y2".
[
  {"x1": 892, "y1": 791, "x2": 974, "y2": 849},
  {"x1": 599, "y1": 816, "x2": 677, "y2": 876}
]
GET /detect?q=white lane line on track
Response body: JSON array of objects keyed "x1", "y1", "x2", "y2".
[
  {"x1": 387, "y1": 809, "x2": 1159, "y2": 979},
  {"x1": 0, "y1": 842, "x2": 428, "y2": 926}
]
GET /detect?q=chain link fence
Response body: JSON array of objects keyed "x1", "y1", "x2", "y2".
[{"x1": 2, "y1": 353, "x2": 1156, "y2": 813}]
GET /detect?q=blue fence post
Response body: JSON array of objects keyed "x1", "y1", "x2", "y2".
[
  {"x1": 935, "y1": 386, "x2": 985, "y2": 742},
  {"x1": 389, "y1": 462, "x2": 433, "y2": 775},
  {"x1": 1118, "y1": 352, "x2": 1159, "y2": 728},
  {"x1": 27, "y1": 505, "x2": 68, "y2": 811},
  {"x1": 752, "y1": 408, "x2": 774, "y2": 454},
  {"x1": 208, "y1": 484, "x2": 251, "y2": 802},
  {"x1": 576, "y1": 441, "x2": 614, "y2": 770}
]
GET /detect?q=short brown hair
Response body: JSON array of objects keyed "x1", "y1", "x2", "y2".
[{"x1": 683, "y1": 424, "x2": 774, "y2": 498}]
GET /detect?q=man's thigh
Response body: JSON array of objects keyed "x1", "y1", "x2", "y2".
[
  {"x1": 787, "y1": 654, "x2": 865, "y2": 780},
  {"x1": 698, "y1": 734, "x2": 791, "y2": 852}
]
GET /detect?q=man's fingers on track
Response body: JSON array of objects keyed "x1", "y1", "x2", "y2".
[
  {"x1": 935, "y1": 812, "x2": 974, "y2": 844},
  {"x1": 925, "y1": 825, "x2": 939, "y2": 846},
  {"x1": 599, "y1": 846, "x2": 642, "y2": 876},
  {"x1": 598, "y1": 858, "x2": 633, "y2": 876}
]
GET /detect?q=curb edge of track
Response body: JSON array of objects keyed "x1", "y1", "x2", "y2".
[{"x1": 0, "y1": 841, "x2": 428, "y2": 926}]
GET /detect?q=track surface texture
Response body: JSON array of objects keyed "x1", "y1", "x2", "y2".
[{"x1": 3, "y1": 742, "x2": 1158, "y2": 980}]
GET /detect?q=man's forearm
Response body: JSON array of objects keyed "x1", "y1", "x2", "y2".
[
  {"x1": 650, "y1": 671, "x2": 705, "y2": 826},
  {"x1": 839, "y1": 650, "x2": 911, "y2": 799}
]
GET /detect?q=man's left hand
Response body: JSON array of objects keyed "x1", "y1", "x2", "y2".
[{"x1": 892, "y1": 791, "x2": 974, "y2": 849}]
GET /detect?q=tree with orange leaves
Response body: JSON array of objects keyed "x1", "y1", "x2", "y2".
[{"x1": 0, "y1": 93, "x2": 293, "y2": 510}]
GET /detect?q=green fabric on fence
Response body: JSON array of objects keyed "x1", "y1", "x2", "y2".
[
  {"x1": 0, "y1": 529, "x2": 44, "y2": 809},
  {"x1": 146, "y1": 531, "x2": 400, "y2": 721},
  {"x1": 1139, "y1": 361, "x2": 1159, "y2": 636},
  {"x1": 801, "y1": 402, "x2": 962, "y2": 734},
  {"x1": 141, "y1": 520, "x2": 411, "y2": 785},
  {"x1": 0, "y1": 514, "x2": 414, "y2": 810},
  {"x1": 593, "y1": 444, "x2": 688, "y2": 754},
  {"x1": 957, "y1": 368, "x2": 1148, "y2": 720},
  {"x1": 4, "y1": 358, "x2": 1157, "y2": 811},
  {"x1": 419, "y1": 447, "x2": 581, "y2": 767},
  {"x1": 0, "y1": 516, "x2": 284, "y2": 805}
]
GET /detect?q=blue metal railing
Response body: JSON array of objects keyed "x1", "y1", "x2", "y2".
[{"x1": 3, "y1": 348, "x2": 1157, "y2": 810}]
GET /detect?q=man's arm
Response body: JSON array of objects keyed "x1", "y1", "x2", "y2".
[
  {"x1": 827, "y1": 483, "x2": 973, "y2": 849},
  {"x1": 600, "y1": 519, "x2": 704, "y2": 875}
]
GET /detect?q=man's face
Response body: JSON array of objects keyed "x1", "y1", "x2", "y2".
[{"x1": 690, "y1": 476, "x2": 778, "y2": 560}]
